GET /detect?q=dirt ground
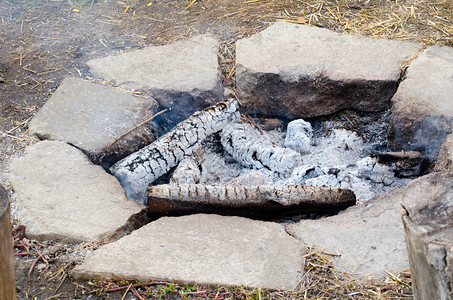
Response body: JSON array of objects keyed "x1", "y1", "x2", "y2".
[{"x1": 1, "y1": 0, "x2": 452, "y2": 299}]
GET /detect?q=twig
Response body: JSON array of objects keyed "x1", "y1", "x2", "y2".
[
  {"x1": 1, "y1": 132, "x2": 25, "y2": 141},
  {"x1": 22, "y1": 66, "x2": 37, "y2": 73},
  {"x1": 36, "y1": 248, "x2": 49, "y2": 266},
  {"x1": 385, "y1": 270, "x2": 411, "y2": 287},
  {"x1": 121, "y1": 283, "x2": 132, "y2": 300},
  {"x1": 44, "y1": 292, "x2": 72, "y2": 300},
  {"x1": 320, "y1": 250, "x2": 341, "y2": 257},
  {"x1": 28, "y1": 247, "x2": 49, "y2": 275},
  {"x1": 37, "y1": 67, "x2": 63, "y2": 76},
  {"x1": 28, "y1": 256, "x2": 41, "y2": 275},
  {"x1": 7, "y1": 117, "x2": 31, "y2": 133},
  {"x1": 53, "y1": 273, "x2": 67, "y2": 295},
  {"x1": 131, "y1": 287, "x2": 145, "y2": 300},
  {"x1": 106, "y1": 281, "x2": 159, "y2": 292},
  {"x1": 14, "y1": 243, "x2": 29, "y2": 251},
  {"x1": 186, "y1": 0, "x2": 197, "y2": 10},
  {"x1": 103, "y1": 108, "x2": 167, "y2": 152}
]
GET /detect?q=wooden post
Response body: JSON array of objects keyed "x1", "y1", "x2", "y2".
[
  {"x1": 0, "y1": 185, "x2": 16, "y2": 300},
  {"x1": 400, "y1": 172, "x2": 453, "y2": 300}
]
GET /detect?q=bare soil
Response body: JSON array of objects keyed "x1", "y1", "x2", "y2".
[{"x1": 1, "y1": 0, "x2": 452, "y2": 298}]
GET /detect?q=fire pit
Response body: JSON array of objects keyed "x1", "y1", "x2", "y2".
[
  {"x1": 9, "y1": 22, "x2": 453, "y2": 290},
  {"x1": 110, "y1": 98, "x2": 421, "y2": 222}
]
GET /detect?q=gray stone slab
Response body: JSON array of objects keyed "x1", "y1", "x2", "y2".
[
  {"x1": 87, "y1": 35, "x2": 222, "y2": 123},
  {"x1": 9, "y1": 141, "x2": 143, "y2": 243},
  {"x1": 236, "y1": 22, "x2": 422, "y2": 119},
  {"x1": 88, "y1": 35, "x2": 219, "y2": 92},
  {"x1": 286, "y1": 186, "x2": 410, "y2": 279},
  {"x1": 388, "y1": 46, "x2": 453, "y2": 159},
  {"x1": 29, "y1": 77, "x2": 158, "y2": 163},
  {"x1": 72, "y1": 214, "x2": 305, "y2": 290}
]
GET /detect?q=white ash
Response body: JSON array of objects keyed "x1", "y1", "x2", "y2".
[
  {"x1": 284, "y1": 119, "x2": 313, "y2": 154},
  {"x1": 298, "y1": 168, "x2": 375, "y2": 202},
  {"x1": 286, "y1": 165, "x2": 324, "y2": 184},
  {"x1": 357, "y1": 157, "x2": 396, "y2": 185},
  {"x1": 229, "y1": 170, "x2": 272, "y2": 186},
  {"x1": 170, "y1": 118, "x2": 412, "y2": 203},
  {"x1": 302, "y1": 128, "x2": 364, "y2": 167},
  {"x1": 197, "y1": 151, "x2": 243, "y2": 184}
]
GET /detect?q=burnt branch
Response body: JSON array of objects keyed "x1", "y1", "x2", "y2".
[
  {"x1": 147, "y1": 184, "x2": 357, "y2": 220},
  {"x1": 220, "y1": 122, "x2": 303, "y2": 174},
  {"x1": 111, "y1": 99, "x2": 240, "y2": 203}
]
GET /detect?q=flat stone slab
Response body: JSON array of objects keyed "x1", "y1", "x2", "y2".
[
  {"x1": 9, "y1": 141, "x2": 143, "y2": 243},
  {"x1": 88, "y1": 35, "x2": 220, "y2": 93},
  {"x1": 388, "y1": 46, "x2": 453, "y2": 159},
  {"x1": 28, "y1": 77, "x2": 158, "y2": 164},
  {"x1": 286, "y1": 186, "x2": 410, "y2": 279},
  {"x1": 236, "y1": 22, "x2": 422, "y2": 119},
  {"x1": 72, "y1": 214, "x2": 305, "y2": 290},
  {"x1": 87, "y1": 35, "x2": 222, "y2": 125}
]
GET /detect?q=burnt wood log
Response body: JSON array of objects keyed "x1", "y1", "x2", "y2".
[
  {"x1": 220, "y1": 122, "x2": 303, "y2": 175},
  {"x1": 147, "y1": 184, "x2": 356, "y2": 220},
  {"x1": 111, "y1": 99, "x2": 240, "y2": 203},
  {"x1": 400, "y1": 172, "x2": 453, "y2": 300},
  {"x1": 371, "y1": 151, "x2": 430, "y2": 177},
  {"x1": 0, "y1": 185, "x2": 16, "y2": 300},
  {"x1": 170, "y1": 158, "x2": 201, "y2": 184}
]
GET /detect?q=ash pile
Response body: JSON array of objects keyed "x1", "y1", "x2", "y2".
[{"x1": 111, "y1": 98, "x2": 428, "y2": 221}]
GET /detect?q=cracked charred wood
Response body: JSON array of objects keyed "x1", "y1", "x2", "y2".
[
  {"x1": 147, "y1": 184, "x2": 356, "y2": 220},
  {"x1": 111, "y1": 99, "x2": 240, "y2": 204},
  {"x1": 371, "y1": 151, "x2": 430, "y2": 177},
  {"x1": 170, "y1": 157, "x2": 201, "y2": 184},
  {"x1": 220, "y1": 122, "x2": 303, "y2": 174}
]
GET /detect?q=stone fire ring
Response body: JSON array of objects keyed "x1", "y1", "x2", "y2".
[{"x1": 9, "y1": 23, "x2": 453, "y2": 290}]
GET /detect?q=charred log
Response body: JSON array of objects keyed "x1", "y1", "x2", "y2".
[
  {"x1": 170, "y1": 157, "x2": 201, "y2": 184},
  {"x1": 371, "y1": 151, "x2": 430, "y2": 177},
  {"x1": 111, "y1": 99, "x2": 240, "y2": 203},
  {"x1": 147, "y1": 184, "x2": 356, "y2": 220},
  {"x1": 220, "y1": 122, "x2": 303, "y2": 174}
]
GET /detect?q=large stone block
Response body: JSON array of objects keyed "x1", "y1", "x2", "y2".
[
  {"x1": 236, "y1": 22, "x2": 422, "y2": 119},
  {"x1": 72, "y1": 214, "x2": 305, "y2": 290},
  {"x1": 9, "y1": 141, "x2": 143, "y2": 243},
  {"x1": 29, "y1": 77, "x2": 158, "y2": 165},
  {"x1": 388, "y1": 46, "x2": 453, "y2": 159}
]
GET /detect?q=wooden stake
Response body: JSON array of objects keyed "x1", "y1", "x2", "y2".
[
  {"x1": 400, "y1": 172, "x2": 453, "y2": 300},
  {"x1": 0, "y1": 185, "x2": 17, "y2": 300}
]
